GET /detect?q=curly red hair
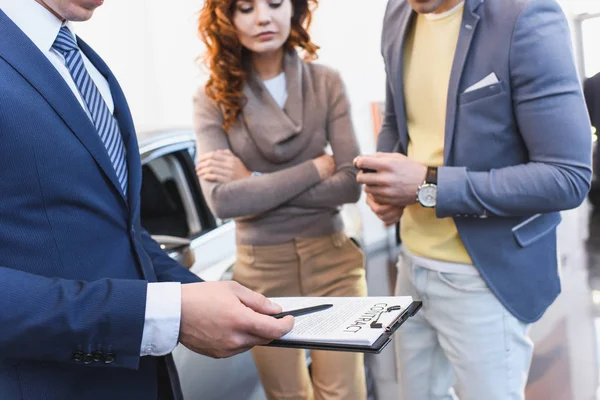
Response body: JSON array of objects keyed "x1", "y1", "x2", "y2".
[{"x1": 198, "y1": 0, "x2": 319, "y2": 132}]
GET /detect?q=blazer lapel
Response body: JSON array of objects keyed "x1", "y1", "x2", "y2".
[
  {"x1": 78, "y1": 38, "x2": 141, "y2": 215},
  {"x1": 0, "y1": 11, "x2": 127, "y2": 205},
  {"x1": 78, "y1": 39, "x2": 152, "y2": 281},
  {"x1": 391, "y1": 7, "x2": 416, "y2": 155},
  {"x1": 443, "y1": 0, "x2": 484, "y2": 163}
]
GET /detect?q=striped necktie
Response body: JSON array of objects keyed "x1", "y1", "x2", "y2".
[{"x1": 52, "y1": 26, "x2": 128, "y2": 198}]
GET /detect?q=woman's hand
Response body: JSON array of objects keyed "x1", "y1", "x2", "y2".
[
  {"x1": 196, "y1": 149, "x2": 252, "y2": 183},
  {"x1": 313, "y1": 154, "x2": 336, "y2": 181}
]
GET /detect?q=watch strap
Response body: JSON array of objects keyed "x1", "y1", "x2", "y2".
[{"x1": 425, "y1": 166, "x2": 438, "y2": 185}]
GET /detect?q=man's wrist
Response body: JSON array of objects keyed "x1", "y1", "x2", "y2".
[
  {"x1": 416, "y1": 166, "x2": 438, "y2": 208},
  {"x1": 140, "y1": 282, "x2": 182, "y2": 357}
]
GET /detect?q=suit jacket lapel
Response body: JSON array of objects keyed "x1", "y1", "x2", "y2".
[
  {"x1": 0, "y1": 10, "x2": 127, "y2": 205},
  {"x1": 392, "y1": 8, "x2": 415, "y2": 155},
  {"x1": 78, "y1": 38, "x2": 141, "y2": 216},
  {"x1": 443, "y1": 0, "x2": 484, "y2": 163},
  {"x1": 77, "y1": 39, "x2": 151, "y2": 281}
]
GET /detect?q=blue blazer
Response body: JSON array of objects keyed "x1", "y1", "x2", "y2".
[
  {"x1": 379, "y1": 0, "x2": 592, "y2": 322},
  {"x1": 0, "y1": 10, "x2": 200, "y2": 399}
]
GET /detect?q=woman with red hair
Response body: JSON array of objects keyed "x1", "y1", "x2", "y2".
[{"x1": 194, "y1": 1, "x2": 367, "y2": 398}]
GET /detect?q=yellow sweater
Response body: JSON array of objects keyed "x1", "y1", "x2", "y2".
[{"x1": 401, "y1": 3, "x2": 472, "y2": 264}]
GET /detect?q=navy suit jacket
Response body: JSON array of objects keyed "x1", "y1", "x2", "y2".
[
  {"x1": 0, "y1": 10, "x2": 200, "y2": 399},
  {"x1": 379, "y1": 0, "x2": 592, "y2": 322}
]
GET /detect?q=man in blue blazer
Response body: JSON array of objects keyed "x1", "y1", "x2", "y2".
[
  {"x1": 0, "y1": 1, "x2": 293, "y2": 399},
  {"x1": 355, "y1": 0, "x2": 591, "y2": 398}
]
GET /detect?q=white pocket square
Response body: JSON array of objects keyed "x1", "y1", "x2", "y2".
[{"x1": 463, "y1": 73, "x2": 499, "y2": 93}]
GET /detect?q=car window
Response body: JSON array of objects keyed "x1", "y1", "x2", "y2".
[
  {"x1": 189, "y1": 145, "x2": 230, "y2": 229},
  {"x1": 140, "y1": 146, "x2": 219, "y2": 239}
]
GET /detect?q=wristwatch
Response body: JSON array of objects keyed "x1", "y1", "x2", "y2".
[{"x1": 417, "y1": 166, "x2": 438, "y2": 208}]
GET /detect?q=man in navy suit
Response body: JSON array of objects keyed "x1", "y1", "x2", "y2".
[
  {"x1": 0, "y1": 0, "x2": 293, "y2": 399},
  {"x1": 355, "y1": 0, "x2": 591, "y2": 398}
]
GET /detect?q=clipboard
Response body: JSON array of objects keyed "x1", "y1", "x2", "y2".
[{"x1": 265, "y1": 301, "x2": 422, "y2": 354}]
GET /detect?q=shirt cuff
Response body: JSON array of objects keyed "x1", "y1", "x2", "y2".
[{"x1": 140, "y1": 282, "x2": 182, "y2": 357}]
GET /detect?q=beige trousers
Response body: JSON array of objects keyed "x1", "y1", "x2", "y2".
[{"x1": 234, "y1": 233, "x2": 368, "y2": 400}]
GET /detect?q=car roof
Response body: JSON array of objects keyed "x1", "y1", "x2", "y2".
[{"x1": 136, "y1": 128, "x2": 195, "y2": 155}]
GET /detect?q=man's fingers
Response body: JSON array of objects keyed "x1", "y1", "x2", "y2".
[
  {"x1": 365, "y1": 186, "x2": 402, "y2": 206},
  {"x1": 357, "y1": 171, "x2": 389, "y2": 186},
  {"x1": 354, "y1": 155, "x2": 393, "y2": 172},
  {"x1": 218, "y1": 316, "x2": 293, "y2": 357},
  {"x1": 232, "y1": 282, "x2": 282, "y2": 314},
  {"x1": 369, "y1": 198, "x2": 396, "y2": 214},
  {"x1": 372, "y1": 195, "x2": 397, "y2": 205},
  {"x1": 230, "y1": 283, "x2": 295, "y2": 339},
  {"x1": 383, "y1": 218, "x2": 400, "y2": 227},
  {"x1": 378, "y1": 209, "x2": 397, "y2": 220},
  {"x1": 240, "y1": 312, "x2": 295, "y2": 340},
  {"x1": 365, "y1": 193, "x2": 377, "y2": 207},
  {"x1": 381, "y1": 209, "x2": 404, "y2": 226},
  {"x1": 364, "y1": 184, "x2": 394, "y2": 198},
  {"x1": 366, "y1": 193, "x2": 398, "y2": 216},
  {"x1": 381, "y1": 214, "x2": 399, "y2": 226}
]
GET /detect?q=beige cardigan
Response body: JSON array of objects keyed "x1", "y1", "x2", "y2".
[{"x1": 193, "y1": 50, "x2": 361, "y2": 245}]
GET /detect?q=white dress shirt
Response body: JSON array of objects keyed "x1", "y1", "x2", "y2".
[{"x1": 0, "y1": 0, "x2": 182, "y2": 357}]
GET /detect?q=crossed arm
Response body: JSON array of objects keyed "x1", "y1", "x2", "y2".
[{"x1": 193, "y1": 72, "x2": 361, "y2": 219}]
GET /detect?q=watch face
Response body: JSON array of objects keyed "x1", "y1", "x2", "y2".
[{"x1": 418, "y1": 185, "x2": 437, "y2": 207}]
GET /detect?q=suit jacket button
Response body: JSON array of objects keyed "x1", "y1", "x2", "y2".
[
  {"x1": 92, "y1": 351, "x2": 105, "y2": 363},
  {"x1": 82, "y1": 353, "x2": 94, "y2": 365},
  {"x1": 72, "y1": 351, "x2": 84, "y2": 362},
  {"x1": 104, "y1": 353, "x2": 116, "y2": 364}
]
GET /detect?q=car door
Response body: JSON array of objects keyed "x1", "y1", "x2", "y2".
[{"x1": 138, "y1": 131, "x2": 265, "y2": 400}]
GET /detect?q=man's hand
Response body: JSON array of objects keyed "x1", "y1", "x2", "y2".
[
  {"x1": 355, "y1": 153, "x2": 427, "y2": 207},
  {"x1": 179, "y1": 281, "x2": 294, "y2": 359},
  {"x1": 366, "y1": 193, "x2": 404, "y2": 226},
  {"x1": 196, "y1": 150, "x2": 251, "y2": 183}
]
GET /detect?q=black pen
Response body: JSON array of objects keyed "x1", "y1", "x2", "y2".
[{"x1": 270, "y1": 304, "x2": 333, "y2": 319}]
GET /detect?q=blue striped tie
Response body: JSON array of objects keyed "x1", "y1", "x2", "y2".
[{"x1": 52, "y1": 26, "x2": 128, "y2": 198}]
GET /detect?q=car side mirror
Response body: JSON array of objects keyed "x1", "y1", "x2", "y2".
[{"x1": 152, "y1": 235, "x2": 196, "y2": 269}]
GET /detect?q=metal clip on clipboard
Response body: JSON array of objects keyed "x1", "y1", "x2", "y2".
[{"x1": 369, "y1": 301, "x2": 423, "y2": 332}]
